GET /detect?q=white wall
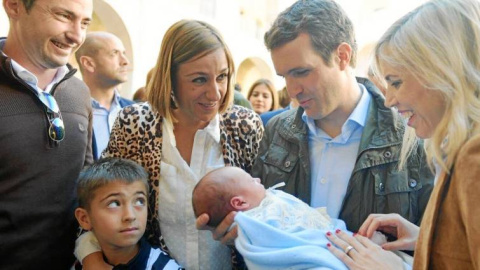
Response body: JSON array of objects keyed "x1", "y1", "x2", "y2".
[
  {"x1": 0, "y1": 0, "x2": 429, "y2": 95},
  {"x1": 1, "y1": 8, "x2": 8, "y2": 37},
  {"x1": 98, "y1": 0, "x2": 278, "y2": 95}
]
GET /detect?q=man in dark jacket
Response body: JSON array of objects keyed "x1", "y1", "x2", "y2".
[
  {"x1": 75, "y1": 32, "x2": 134, "y2": 159},
  {"x1": 0, "y1": 0, "x2": 93, "y2": 269},
  {"x1": 197, "y1": 1, "x2": 433, "y2": 257},
  {"x1": 198, "y1": 0, "x2": 434, "y2": 244},
  {"x1": 252, "y1": 0, "x2": 434, "y2": 232}
]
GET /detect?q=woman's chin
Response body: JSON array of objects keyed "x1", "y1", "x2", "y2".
[{"x1": 414, "y1": 128, "x2": 434, "y2": 139}]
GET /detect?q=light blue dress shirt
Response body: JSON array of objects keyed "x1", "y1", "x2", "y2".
[
  {"x1": 303, "y1": 84, "x2": 371, "y2": 218},
  {"x1": 91, "y1": 91, "x2": 123, "y2": 159}
]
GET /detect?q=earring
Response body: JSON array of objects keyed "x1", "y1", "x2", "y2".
[{"x1": 170, "y1": 91, "x2": 178, "y2": 109}]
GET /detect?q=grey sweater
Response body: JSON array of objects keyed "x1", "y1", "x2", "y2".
[{"x1": 0, "y1": 39, "x2": 93, "y2": 270}]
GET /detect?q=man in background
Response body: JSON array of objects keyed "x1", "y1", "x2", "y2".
[{"x1": 75, "y1": 32, "x2": 134, "y2": 159}]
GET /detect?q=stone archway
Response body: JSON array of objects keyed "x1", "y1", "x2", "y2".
[{"x1": 236, "y1": 57, "x2": 273, "y2": 96}]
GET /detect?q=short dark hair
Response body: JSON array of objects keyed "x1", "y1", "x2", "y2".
[
  {"x1": 264, "y1": 0, "x2": 357, "y2": 67},
  {"x1": 77, "y1": 158, "x2": 149, "y2": 210}
]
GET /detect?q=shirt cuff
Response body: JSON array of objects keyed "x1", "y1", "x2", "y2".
[{"x1": 74, "y1": 231, "x2": 101, "y2": 263}]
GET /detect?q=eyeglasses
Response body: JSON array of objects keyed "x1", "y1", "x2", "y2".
[{"x1": 39, "y1": 92, "x2": 65, "y2": 142}]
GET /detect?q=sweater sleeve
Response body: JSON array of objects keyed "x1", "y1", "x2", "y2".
[{"x1": 84, "y1": 107, "x2": 94, "y2": 165}]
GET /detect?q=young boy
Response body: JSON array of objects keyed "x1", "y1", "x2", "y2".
[
  {"x1": 75, "y1": 158, "x2": 180, "y2": 269},
  {"x1": 192, "y1": 167, "x2": 396, "y2": 270}
]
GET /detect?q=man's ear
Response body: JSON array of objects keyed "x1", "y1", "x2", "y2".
[
  {"x1": 3, "y1": 0, "x2": 23, "y2": 19},
  {"x1": 230, "y1": 196, "x2": 250, "y2": 211},
  {"x1": 79, "y1": 56, "x2": 96, "y2": 73},
  {"x1": 75, "y1": 208, "x2": 92, "y2": 231},
  {"x1": 336, "y1": 42, "x2": 352, "y2": 71}
]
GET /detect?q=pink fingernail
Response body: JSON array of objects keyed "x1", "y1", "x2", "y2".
[
  {"x1": 326, "y1": 231, "x2": 332, "y2": 236},
  {"x1": 327, "y1": 243, "x2": 332, "y2": 247},
  {"x1": 335, "y1": 229, "x2": 341, "y2": 234}
]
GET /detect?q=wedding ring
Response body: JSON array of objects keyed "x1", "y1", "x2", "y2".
[{"x1": 344, "y1": 245, "x2": 355, "y2": 255}]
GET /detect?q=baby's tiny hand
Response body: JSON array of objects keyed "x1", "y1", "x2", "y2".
[{"x1": 369, "y1": 231, "x2": 387, "y2": 246}]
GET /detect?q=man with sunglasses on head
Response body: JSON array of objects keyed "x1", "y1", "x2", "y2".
[
  {"x1": 0, "y1": 0, "x2": 93, "y2": 269},
  {"x1": 75, "y1": 32, "x2": 134, "y2": 160}
]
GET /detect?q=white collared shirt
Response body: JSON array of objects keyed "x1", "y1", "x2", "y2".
[{"x1": 159, "y1": 115, "x2": 231, "y2": 270}]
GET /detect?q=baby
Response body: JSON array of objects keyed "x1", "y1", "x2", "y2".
[
  {"x1": 192, "y1": 167, "x2": 356, "y2": 270},
  {"x1": 192, "y1": 166, "x2": 334, "y2": 231},
  {"x1": 192, "y1": 167, "x2": 411, "y2": 270}
]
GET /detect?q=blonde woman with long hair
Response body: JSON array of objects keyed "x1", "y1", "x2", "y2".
[{"x1": 326, "y1": 0, "x2": 480, "y2": 269}]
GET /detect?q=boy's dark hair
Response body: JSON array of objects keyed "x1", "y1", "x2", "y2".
[{"x1": 77, "y1": 157, "x2": 149, "y2": 210}]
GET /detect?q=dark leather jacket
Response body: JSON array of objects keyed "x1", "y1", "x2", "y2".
[{"x1": 252, "y1": 77, "x2": 434, "y2": 232}]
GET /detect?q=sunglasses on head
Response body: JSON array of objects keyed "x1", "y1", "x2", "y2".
[{"x1": 39, "y1": 92, "x2": 65, "y2": 142}]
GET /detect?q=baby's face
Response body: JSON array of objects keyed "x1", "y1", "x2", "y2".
[
  {"x1": 236, "y1": 174, "x2": 266, "y2": 209},
  {"x1": 87, "y1": 181, "x2": 148, "y2": 251}
]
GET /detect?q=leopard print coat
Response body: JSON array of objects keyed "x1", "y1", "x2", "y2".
[{"x1": 103, "y1": 102, "x2": 263, "y2": 265}]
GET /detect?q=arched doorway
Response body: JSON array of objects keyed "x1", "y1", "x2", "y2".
[{"x1": 236, "y1": 57, "x2": 274, "y2": 96}]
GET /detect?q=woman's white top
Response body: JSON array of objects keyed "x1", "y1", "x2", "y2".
[{"x1": 160, "y1": 115, "x2": 231, "y2": 270}]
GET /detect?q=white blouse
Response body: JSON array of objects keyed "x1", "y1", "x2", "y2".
[{"x1": 159, "y1": 115, "x2": 231, "y2": 270}]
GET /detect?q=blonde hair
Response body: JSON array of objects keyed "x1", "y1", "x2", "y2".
[
  {"x1": 146, "y1": 20, "x2": 235, "y2": 123},
  {"x1": 247, "y1": 79, "x2": 280, "y2": 112},
  {"x1": 372, "y1": 0, "x2": 480, "y2": 172}
]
